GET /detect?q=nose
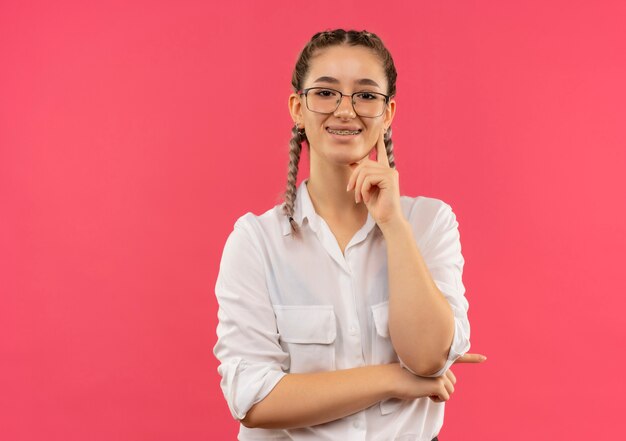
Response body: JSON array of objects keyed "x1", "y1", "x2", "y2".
[{"x1": 334, "y1": 94, "x2": 356, "y2": 118}]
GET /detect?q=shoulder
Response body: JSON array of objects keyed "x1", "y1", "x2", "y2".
[
  {"x1": 400, "y1": 193, "x2": 451, "y2": 217},
  {"x1": 399, "y1": 193, "x2": 459, "y2": 248},
  {"x1": 228, "y1": 203, "x2": 286, "y2": 246},
  {"x1": 219, "y1": 205, "x2": 282, "y2": 271},
  {"x1": 400, "y1": 192, "x2": 455, "y2": 226}
]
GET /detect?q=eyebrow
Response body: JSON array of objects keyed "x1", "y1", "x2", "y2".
[{"x1": 312, "y1": 76, "x2": 381, "y2": 88}]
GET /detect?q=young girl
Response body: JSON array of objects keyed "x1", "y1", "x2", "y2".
[{"x1": 213, "y1": 28, "x2": 487, "y2": 441}]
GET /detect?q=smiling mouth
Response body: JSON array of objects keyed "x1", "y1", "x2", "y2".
[{"x1": 326, "y1": 127, "x2": 362, "y2": 136}]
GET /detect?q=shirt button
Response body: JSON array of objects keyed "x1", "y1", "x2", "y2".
[
  {"x1": 353, "y1": 420, "x2": 361, "y2": 429},
  {"x1": 349, "y1": 325, "x2": 358, "y2": 335}
]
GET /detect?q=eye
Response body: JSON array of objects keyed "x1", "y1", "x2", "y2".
[
  {"x1": 355, "y1": 92, "x2": 377, "y2": 100},
  {"x1": 314, "y1": 88, "x2": 337, "y2": 97}
]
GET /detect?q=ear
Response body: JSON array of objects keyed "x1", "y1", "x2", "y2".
[
  {"x1": 288, "y1": 93, "x2": 304, "y2": 125},
  {"x1": 383, "y1": 98, "x2": 396, "y2": 130}
]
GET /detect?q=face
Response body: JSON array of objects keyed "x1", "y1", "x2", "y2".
[{"x1": 289, "y1": 44, "x2": 396, "y2": 167}]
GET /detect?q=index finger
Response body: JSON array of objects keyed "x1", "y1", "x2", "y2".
[
  {"x1": 453, "y1": 353, "x2": 488, "y2": 364},
  {"x1": 377, "y1": 128, "x2": 390, "y2": 167}
]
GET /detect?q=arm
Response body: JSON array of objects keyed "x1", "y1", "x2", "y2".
[
  {"x1": 213, "y1": 218, "x2": 290, "y2": 423},
  {"x1": 379, "y1": 203, "x2": 470, "y2": 377},
  {"x1": 242, "y1": 364, "x2": 394, "y2": 429}
]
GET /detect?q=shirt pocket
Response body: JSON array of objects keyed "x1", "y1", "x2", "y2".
[
  {"x1": 371, "y1": 300, "x2": 400, "y2": 364},
  {"x1": 274, "y1": 305, "x2": 337, "y2": 374},
  {"x1": 370, "y1": 300, "x2": 404, "y2": 415}
]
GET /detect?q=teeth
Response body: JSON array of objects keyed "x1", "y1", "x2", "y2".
[{"x1": 327, "y1": 128, "x2": 360, "y2": 135}]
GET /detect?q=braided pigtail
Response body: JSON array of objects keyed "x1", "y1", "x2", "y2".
[
  {"x1": 384, "y1": 126, "x2": 396, "y2": 169},
  {"x1": 282, "y1": 124, "x2": 305, "y2": 236}
]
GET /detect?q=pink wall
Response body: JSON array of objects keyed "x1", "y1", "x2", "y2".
[{"x1": 1, "y1": 1, "x2": 625, "y2": 439}]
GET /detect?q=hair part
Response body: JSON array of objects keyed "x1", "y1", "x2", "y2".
[{"x1": 282, "y1": 29, "x2": 398, "y2": 237}]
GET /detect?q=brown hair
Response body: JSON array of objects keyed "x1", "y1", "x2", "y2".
[{"x1": 282, "y1": 28, "x2": 398, "y2": 236}]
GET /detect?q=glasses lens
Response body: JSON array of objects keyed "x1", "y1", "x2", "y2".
[
  {"x1": 306, "y1": 88, "x2": 386, "y2": 117},
  {"x1": 354, "y1": 92, "x2": 387, "y2": 117},
  {"x1": 306, "y1": 88, "x2": 341, "y2": 114}
]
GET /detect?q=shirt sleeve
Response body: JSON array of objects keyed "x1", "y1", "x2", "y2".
[
  {"x1": 399, "y1": 201, "x2": 472, "y2": 378},
  {"x1": 212, "y1": 216, "x2": 289, "y2": 421}
]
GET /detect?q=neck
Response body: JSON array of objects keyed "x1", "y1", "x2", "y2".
[{"x1": 306, "y1": 168, "x2": 368, "y2": 223}]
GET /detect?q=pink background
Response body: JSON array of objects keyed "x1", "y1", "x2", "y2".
[{"x1": 1, "y1": 1, "x2": 625, "y2": 439}]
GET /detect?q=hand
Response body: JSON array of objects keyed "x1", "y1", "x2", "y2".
[
  {"x1": 346, "y1": 127, "x2": 402, "y2": 226},
  {"x1": 387, "y1": 352, "x2": 487, "y2": 403},
  {"x1": 387, "y1": 362, "x2": 457, "y2": 403},
  {"x1": 427, "y1": 352, "x2": 487, "y2": 403},
  {"x1": 427, "y1": 369, "x2": 457, "y2": 403}
]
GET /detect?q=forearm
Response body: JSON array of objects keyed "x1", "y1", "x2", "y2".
[
  {"x1": 241, "y1": 364, "x2": 395, "y2": 430},
  {"x1": 380, "y1": 217, "x2": 455, "y2": 375}
]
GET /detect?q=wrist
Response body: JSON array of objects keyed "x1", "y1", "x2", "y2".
[
  {"x1": 378, "y1": 215, "x2": 410, "y2": 237},
  {"x1": 375, "y1": 364, "x2": 400, "y2": 400}
]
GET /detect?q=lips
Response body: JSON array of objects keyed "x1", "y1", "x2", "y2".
[
  {"x1": 326, "y1": 126, "x2": 362, "y2": 131},
  {"x1": 326, "y1": 127, "x2": 363, "y2": 137}
]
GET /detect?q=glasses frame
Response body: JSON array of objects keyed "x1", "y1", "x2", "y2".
[{"x1": 296, "y1": 87, "x2": 391, "y2": 118}]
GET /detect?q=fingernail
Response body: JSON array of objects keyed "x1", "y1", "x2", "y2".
[{"x1": 481, "y1": 356, "x2": 487, "y2": 361}]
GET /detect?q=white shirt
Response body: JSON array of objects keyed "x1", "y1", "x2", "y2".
[{"x1": 213, "y1": 178, "x2": 471, "y2": 441}]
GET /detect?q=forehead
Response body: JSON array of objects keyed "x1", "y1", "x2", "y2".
[{"x1": 306, "y1": 45, "x2": 385, "y2": 86}]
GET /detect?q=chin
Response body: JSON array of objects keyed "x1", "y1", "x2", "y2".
[{"x1": 330, "y1": 151, "x2": 370, "y2": 165}]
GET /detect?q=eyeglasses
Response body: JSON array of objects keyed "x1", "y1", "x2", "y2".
[{"x1": 297, "y1": 87, "x2": 390, "y2": 118}]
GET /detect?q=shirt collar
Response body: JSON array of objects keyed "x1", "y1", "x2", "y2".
[{"x1": 281, "y1": 178, "x2": 378, "y2": 237}]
